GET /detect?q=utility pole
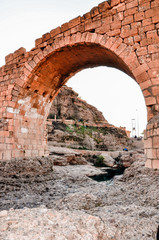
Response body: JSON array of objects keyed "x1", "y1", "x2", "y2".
[
  {"x1": 131, "y1": 118, "x2": 136, "y2": 138},
  {"x1": 136, "y1": 109, "x2": 139, "y2": 137}
]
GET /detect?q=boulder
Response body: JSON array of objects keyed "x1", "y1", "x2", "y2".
[{"x1": 100, "y1": 153, "x2": 115, "y2": 167}]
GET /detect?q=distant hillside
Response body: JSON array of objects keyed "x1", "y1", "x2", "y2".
[
  {"x1": 49, "y1": 85, "x2": 107, "y2": 125},
  {"x1": 47, "y1": 86, "x2": 138, "y2": 151}
]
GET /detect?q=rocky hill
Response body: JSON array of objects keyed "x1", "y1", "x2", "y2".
[
  {"x1": 49, "y1": 85, "x2": 106, "y2": 125},
  {"x1": 48, "y1": 86, "x2": 142, "y2": 151}
]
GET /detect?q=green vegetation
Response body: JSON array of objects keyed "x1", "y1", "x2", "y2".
[
  {"x1": 66, "y1": 125, "x2": 73, "y2": 133},
  {"x1": 94, "y1": 155, "x2": 105, "y2": 167},
  {"x1": 65, "y1": 124, "x2": 105, "y2": 136}
]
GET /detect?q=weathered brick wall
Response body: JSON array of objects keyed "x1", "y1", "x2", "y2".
[{"x1": 0, "y1": 0, "x2": 159, "y2": 168}]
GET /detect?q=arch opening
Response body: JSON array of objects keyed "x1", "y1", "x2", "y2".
[
  {"x1": 12, "y1": 41, "x2": 148, "y2": 161},
  {"x1": 67, "y1": 66, "x2": 147, "y2": 137},
  {"x1": 23, "y1": 43, "x2": 135, "y2": 119}
]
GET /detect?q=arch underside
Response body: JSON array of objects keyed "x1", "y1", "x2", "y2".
[{"x1": 24, "y1": 43, "x2": 135, "y2": 114}]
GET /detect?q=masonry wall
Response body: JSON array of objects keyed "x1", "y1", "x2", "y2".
[{"x1": 0, "y1": 0, "x2": 159, "y2": 168}]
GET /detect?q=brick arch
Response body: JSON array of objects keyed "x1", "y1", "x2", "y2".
[
  {"x1": 22, "y1": 33, "x2": 138, "y2": 116},
  {"x1": 0, "y1": 0, "x2": 159, "y2": 169}
]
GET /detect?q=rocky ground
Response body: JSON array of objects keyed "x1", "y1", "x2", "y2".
[
  {"x1": 0, "y1": 148, "x2": 159, "y2": 240},
  {"x1": 48, "y1": 121, "x2": 138, "y2": 151},
  {"x1": 47, "y1": 85, "x2": 134, "y2": 152}
]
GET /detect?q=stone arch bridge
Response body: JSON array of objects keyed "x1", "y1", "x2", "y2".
[{"x1": 0, "y1": 0, "x2": 159, "y2": 169}]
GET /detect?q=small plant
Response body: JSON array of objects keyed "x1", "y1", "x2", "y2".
[
  {"x1": 94, "y1": 155, "x2": 105, "y2": 167},
  {"x1": 66, "y1": 125, "x2": 73, "y2": 133},
  {"x1": 94, "y1": 137, "x2": 102, "y2": 144}
]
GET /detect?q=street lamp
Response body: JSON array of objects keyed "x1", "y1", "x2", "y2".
[{"x1": 136, "y1": 109, "x2": 139, "y2": 137}]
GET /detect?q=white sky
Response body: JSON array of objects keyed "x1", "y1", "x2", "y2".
[{"x1": 0, "y1": 0, "x2": 147, "y2": 136}]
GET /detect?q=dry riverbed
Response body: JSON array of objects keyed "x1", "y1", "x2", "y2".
[{"x1": 0, "y1": 150, "x2": 159, "y2": 240}]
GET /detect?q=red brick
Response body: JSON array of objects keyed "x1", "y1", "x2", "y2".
[
  {"x1": 122, "y1": 15, "x2": 134, "y2": 25},
  {"x1": 151, "y1": 86, "x2": 159, "y2": 96},
  {"x1": 145, "y1": 159, "x2": 152, "y2": 168},
  {"x1": 107, "y1": 29, "x2": 121, "y2": 36},
  {"x1": 134, "y1": 12, "x2": 145, "y2": 21},
  {"x1": 111, "y1": 0, "x2": 120, "y2": 7},
  {"x1": 152, "y1": 160, "x2": 159, "y2": 170},
  {"x1": 142, "y1": 18, "x2": 152, "y2": 27},
  {"x1": 110, "y1": 37, "x2": 123, "y2": 51},
  {"x1": 35, "y1": 38, "x2": 43, "y2": 47},
  {"x1": 148, "y1": 44, "x2": 159, "y2": 54},
  {"x1": 124, "y1": 7, "x2": 138, "y2": 17},
  {"x1": 98, "y1": 2, "x2": 111, "y2": 13},
  {"x1": 134, "y1": 35, "x2": 141, "y2": 43},
  {"x1": 114, "y1": 2, "x2": 125, "y2": 12},
  {"x1": 148, "y1": 69, "x2": 159, "y2": 78},
  {"x1": 68, "y1": 16, "x2": 81, "y2": 28},
  {"x1": 111, "y1": 21, "x2": 121, "y2": 30},
  {"x1": 140, "y1": 80, "x2": 152, "y2": 90},
  {"x1": 145, "y1": 96, "x2": 156, "y2": 106},
  {"x1": 114, "y1": 43, "x2": 127, "y2": 55},
  {"x1": 114, "y1": 12, "x2": 124, "y2": 21},
  {"x1": 151, "y1": 1, "x2": 159, "y2": 8},
  {"x1": 82, "y1": 12, "x2": 91, "y2": 21},
  {"x1": 148, "y1": 59, "x2": 159, "y2": 69},
  {"x1": 102, "y1": 16, "x2": 112, "y2": 25},
  {"x1": 14, "y1": 47, "x2": 26, "y2": 58},
  {"x1": 85, "y1": 20, "x2": 101, "y2": 31},
  {"x1": 143, "y1": 89, "x2": 151, "y2": 97},
  {"x1": 152, "y1": 14, "x2": 159, "y2": 24},
  {"x1": 151, "y1": 78, "x2": 159, "y2": 85},
  {"x1": 153, "y1": 136, "x2": 159, "y2": 148},
  {"x1": 146, "y1": 30, "x2": 158, "y2": 38},
  {"x1": 143, "y1": 24, "x2": 155, "y2": 32},
  {"x1": 42, "y1": 33, "x2": 50, "y2": 42},
  {"x1": 124, "y1": 36, "x2": 134, "y2": 45},
  {"x1": 61, "y1": 23, "x2": 69, "y2": 32},
  {"x1": 126, "y1": 0, "x2": 138, "y2": 10},
  {"x1": 5, "y1": 53, "x2": 14, "y2": 64},
  {"x1": 141, "y1": 36, "x2": 159, "y2": 47},
  {"x1": 121, "y1": 25, "x2": 130, "y2": 38},
  {"x1": 95, "y1": 24, "x2": 110, "y2": 34},
  {"x1": 139, "y1": 2, "x2": 150, "y2": 11},
  {"x1": 147, "y1": 148, "x2": 157, "y2": 159},
  {"x1": 104, "y1": 37, "x2": 117, "y2": 49},
  {"x1": 71, "y1": 24, "x2": 84, "y2": 35},
  {"x1": 136, "y1": 71, "x2": 150, "y2": 83},
  {"x1": 136, "y1": 47, "x2": 148, "y2": 56},
  {"x1": 133, "y1": 63, "x2": 149, "y2": 77},
  {"x1": 90, "y1": 7, "x2": 99, "y2": 18},
  {"x1": 50, "y1": 27, "x2": 61, "y2": 37},
  {"x1": 145, "y1": 7, "x2": 159, "y2": 18}
]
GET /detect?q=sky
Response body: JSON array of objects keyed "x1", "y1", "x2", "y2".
[{"x1": 0, "y1": 0, "x2": 147, "y2": 136}]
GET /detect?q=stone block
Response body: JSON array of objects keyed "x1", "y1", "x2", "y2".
[
  {"x1": 145, "y1": 159, "x2": 152, "y2": 168},
  {"x1": 50, "y1": 27, "x2": 61, "y2": 38},
  {"x1": 144, "y1": 138, "x2": 153, "y2": 149},
  {"x1": 145, "y1": 97, "x2": 156, "y2": 106},
  {"x1": 68, "y1": 16, "x2": 81, "y2": 28},
  {"x1": 152, "y1": 160, "x2": 159, "y2": 169},
  {"x1": 153, "y1": 136, "x2": 159, "y2": 148},
  {"x1": 111, "y1": 0, "x2": 120, "y2": 7},
  {"x1": 98, "y1": 2, "x2": 110, "y2": 13}
]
